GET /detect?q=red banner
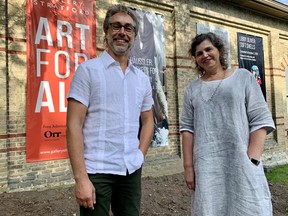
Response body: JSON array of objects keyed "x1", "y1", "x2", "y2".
[{"x1": 26, "y1": 0, "x2": 96, "y2": 162}]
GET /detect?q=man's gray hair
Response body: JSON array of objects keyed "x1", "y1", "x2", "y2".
[{"x1": 103, "y1": 4, "x2": 139, "y2": 36}]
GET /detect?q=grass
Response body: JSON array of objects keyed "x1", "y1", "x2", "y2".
[{"x1": 265, "y1": 164, "x2": 288, "y2": 184}]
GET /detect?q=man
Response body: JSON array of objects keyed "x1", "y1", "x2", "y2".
[{"x1": 66, "y1": 4, "x2": 154, "y2": 216}]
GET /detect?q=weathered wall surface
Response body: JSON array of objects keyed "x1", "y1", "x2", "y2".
[{"x1": 0, "y1": 0, "x2": 287, "y2": 193}]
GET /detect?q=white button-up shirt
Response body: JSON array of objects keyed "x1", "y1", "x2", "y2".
[{"x1": 68, "y1": 51, "x2": 153, "y2": 175}]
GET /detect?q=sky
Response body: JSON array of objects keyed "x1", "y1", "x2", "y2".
[{"x1": 274, "y1": 0, "x2": 288, "y2": 6}]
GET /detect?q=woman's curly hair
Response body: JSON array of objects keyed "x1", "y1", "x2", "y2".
[{"x1": 188, "y1": 32, "x2": 228, "y2": 75}]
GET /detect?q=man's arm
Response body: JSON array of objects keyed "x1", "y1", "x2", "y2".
[
  {"x1": 66, "y1": 99, "x2": 96, "y2": 209},
  {"x1": 138, "y1": 109, "x2": 154, "y2": 156}
]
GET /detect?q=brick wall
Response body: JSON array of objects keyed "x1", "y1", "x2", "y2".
[{"x1": 0, "y1": 0, "x2": 287, "y2": 193}]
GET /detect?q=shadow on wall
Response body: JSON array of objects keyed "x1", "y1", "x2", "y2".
[
  {"x1": 2, "y1": 0, "x2": 27, "y2": 83},
  {"x1": 1, "y1": 0, "x2": 27, "y2": 151}
]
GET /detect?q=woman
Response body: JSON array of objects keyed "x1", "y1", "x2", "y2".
[{"x1": 180, "y1": 32, "x2": 275, "y2": 216}]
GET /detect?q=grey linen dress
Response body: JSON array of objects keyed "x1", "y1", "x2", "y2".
[{"x1": 180, "y1": 69, "x2": 275, "y2": 216}]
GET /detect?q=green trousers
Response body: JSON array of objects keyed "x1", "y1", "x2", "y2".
[{"x1": 80, "y1": 168, "x2": 142, "y2": 216}]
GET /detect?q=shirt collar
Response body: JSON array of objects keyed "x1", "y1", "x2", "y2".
[
  {"x1": 101, "y1": 50, "x2": 117, "y2": 68},
  {"x1": 101, "y1": 51, "x2": 137, "y2": 74}
]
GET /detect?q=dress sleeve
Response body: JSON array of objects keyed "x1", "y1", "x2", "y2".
[
  {"x1": 245, "y1": 71, "x2": 275, "y2": 134},
  {"x1": 180, "y1": 86, "x2": 194, "y2": 133}
]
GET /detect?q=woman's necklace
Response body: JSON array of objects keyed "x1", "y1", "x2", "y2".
[{"x1": 200, "y1": 71, "x2": 226, "y2": 103}]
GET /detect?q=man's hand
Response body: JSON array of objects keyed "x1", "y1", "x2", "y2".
[{"x1": 75, "y1": 178, "x2": 96, "y2": 210}]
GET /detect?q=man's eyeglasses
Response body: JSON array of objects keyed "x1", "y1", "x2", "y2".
[{"x1": 109, "y1": 22, "x2": 136, "y2": 34}]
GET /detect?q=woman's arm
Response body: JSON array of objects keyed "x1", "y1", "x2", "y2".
[
  {"x1": 248, "y1": 128, "x2": 267, "y2": 161},
  {"x1": 182, "y1": 131, "x2": 195, "y2": 190}
]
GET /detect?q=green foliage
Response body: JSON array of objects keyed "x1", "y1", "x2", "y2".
[{"x1": 265, "y1": 164, "x2": 288, "y2": 184}]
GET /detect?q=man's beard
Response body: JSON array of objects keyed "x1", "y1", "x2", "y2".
[{"x1": 107, "y1": 36, "x2": 134, "y2": 55}]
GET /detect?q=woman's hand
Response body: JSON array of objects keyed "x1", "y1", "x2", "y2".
[{"x1": 184, "y1": 166, "x2": 195, "y2": 191}]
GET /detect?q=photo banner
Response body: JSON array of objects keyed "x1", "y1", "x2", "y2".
[
  {"x1": 237, "y1": 32, "x2": 266, "y2": 99},
  {"x1": 26, "y1": 0, "x2": 96, "y2": 162},
  {"x1": 130, "y1": 9, "x2": 169, "y2": 147}
]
